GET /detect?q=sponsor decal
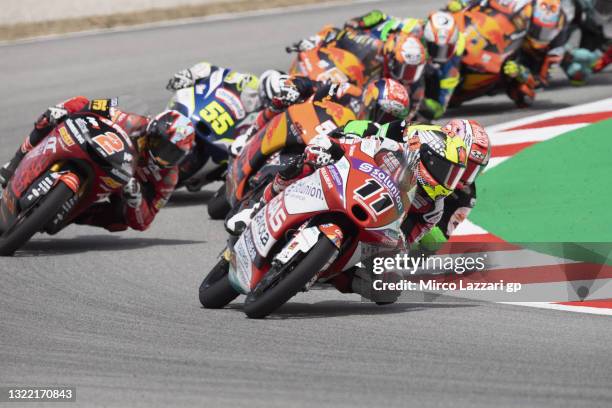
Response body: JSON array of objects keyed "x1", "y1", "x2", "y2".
[
  {"x1": 243, "y1": 231, "x2": 257, "y2": 261},
  {"x1": 51, "y1": 194, "x2": 79, "y2": 227},
  {"x1": 285, "y1": 180, "x2": 324, "y2": 201},
  {"x1": 328, "y1": 165, "x2": 344, "y2": 191},
  {"x1": 25, "y1": 173, "x2": 61, "y2": 202},
  {"x1": 91, "y1": 99, "x2": 108, "y2": 111},
  {"x1": 111, "y1": 168, "x2": 131, "y2": 183},
  {"x1": 42, "y1": 137, "x2": 57, "y2": 155},
  {"x1": 87, "y1": 116, "x2": 100, "y2": 129},
  {"x1": 235, "y1": 238, "x2": 255, "y2": 290},
  {"x1": 100, "y1": 176, "x2": 122, "y2": 190},
  {"x1": 66, "y1": 119, "x2": 86, "y2": 144},
  {"x1": 215, "y1": 88, "x2": 246, "y2": 120},
  {"x1": 252, "y1": 209, "x2": 271, "y2": 252},
  {"x1": 58, "y1": 126, "x2": 74, "y2": 147},
  {"x1": 354, "y1": 159, "x2": 403, "y2": 212},
  {"x1": 320, "y1": 168, "x2": 334, "y2": 189}
]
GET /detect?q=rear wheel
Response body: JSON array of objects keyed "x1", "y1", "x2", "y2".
[
  {"x1": 199, "y1": 257, "x2": 239, "y2": 308},
  {"x1": 0, "y1": 183, "x2": 74, "y2": 256},
  {"x1": 244, "y1": 236, "x2": 337, "y2": 319},
  {"x1": 207, "y1": 184, "x2": 231, "y2": 220}
]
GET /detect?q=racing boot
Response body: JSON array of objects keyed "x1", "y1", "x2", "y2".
[
  {"x1": 335, "y1": 265, "x2": 401, "y2": 305},
  {"x1": 0, "y1": 149, "x2": 26, "y2": 188}
]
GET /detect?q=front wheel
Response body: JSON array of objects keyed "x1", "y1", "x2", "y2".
[
  {"x1": 199, "y1": 257, "x2": 239, "y2": 308},
  {"x1": 244, "y1": 236, "x2": 337, "y2": 319},
  {"x1": 0, "y1": 182, "x2": 74, "y2": 256},
  {"x1": 207, "y1": 184, "x2": 231, "y2": 220}
]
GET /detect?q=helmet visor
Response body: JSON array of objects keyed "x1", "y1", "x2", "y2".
[
  {"x1": 420, "y1": 143, "x2": 465, "y2": 191},
  {"x1": 148, "y1": 132, "x2": 187, "y2": 168},
  {"x1": 427, "y1": 42, "x2": 453, "y2": 63},
  {"x1": 389, "y1": 60, "x2": 424, "y2": 84}
]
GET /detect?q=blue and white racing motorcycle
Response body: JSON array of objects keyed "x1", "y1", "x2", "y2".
[{"x1": 167, "y1": 69, "x2": 258, "y2": 217}]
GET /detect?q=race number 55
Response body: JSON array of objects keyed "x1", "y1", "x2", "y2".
[{"x1": 200, "y1": 101, "x2": 235, "y2": 135}]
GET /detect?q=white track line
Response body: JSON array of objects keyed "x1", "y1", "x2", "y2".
[{"x1": 502, "y1": 302, "x2": 612, "y2": 316}]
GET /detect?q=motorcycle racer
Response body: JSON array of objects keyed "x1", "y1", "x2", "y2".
[
  {"x1": 0, "y1": 97, "x2": 195, "y2": 232},
  {"x1": 167, "y1": 62, "x2": 410, "y2": 146},
  {"x1": 448, "y1": 0, "x2": 603, "y2": 94},
  {"x1": 415, "y1": 119, "x2": 491, "y2": 255},
  {"x1": 344, "y1": 10, "x2": 466, "y2": 120},
  {"x1": 226, "y1": 118, "x2": 468, "y2": 301},
  {"x1": 227, "y1": 118, "x2": 467, "y2": 245},
  {"x1": 289, "y1": 21, "x2": 427, "y2": 120}
]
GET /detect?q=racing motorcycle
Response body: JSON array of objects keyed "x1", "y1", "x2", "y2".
[
  {"x1": 0, "y1": 113, "x2": 136, "y2": 256},
  {"x1": 211, "y1": 97, "x2": 357, "y2": 220},
  {"x1": 199, "y1": 138, "x2": 411, "y2": 318},
  {"x1": 288, "y1": 29, "x2": 382, "y2": 88},
  {"x1": 450, "y1": 8, "x2": 537, "y2": 107},
  {"x1": 167, "y1": 70, "x2": 256, "y2": 216}
]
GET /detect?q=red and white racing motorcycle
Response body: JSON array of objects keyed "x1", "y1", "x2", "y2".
[
  {"x1": 0, "y1": 112, "x2": 136, "y2": 256},
  {"x1": 199, "y1": 138, "x2": 412, "y2": 318}
]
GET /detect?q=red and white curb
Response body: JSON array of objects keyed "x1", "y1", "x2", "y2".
[{"x1": 450, "y1": 98, "x2": 612, "y2": 316}]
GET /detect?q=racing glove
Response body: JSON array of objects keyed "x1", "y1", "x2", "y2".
[
  {"x1": 166, "y1": 69, "x2": 194, "y2": 91},
  {"x1": 259, "y1": 71, "x2": 315, "y2": 112},
  {"x1": 123, "y1": 178, "x2": 143, "y2": 208},
  {"x1": 34, "y1": 106, "x2": 69, "y2": 130},
  {"x1": 345, "y1": 10, "x2": 387, "y2": 30},
  {"x1": 166, "y1": 62, "x2": 214, "y2": 91}
]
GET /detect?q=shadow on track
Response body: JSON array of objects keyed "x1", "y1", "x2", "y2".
[
  {"x1": 17, "y1": 235, "x2": 204, "y2": 256},
  {"x1": 167, "y1": 190, "x2": 214, "y2": 208},
  {"x1": 223, "y1": 300, "x2": 477, "y2": 319}
]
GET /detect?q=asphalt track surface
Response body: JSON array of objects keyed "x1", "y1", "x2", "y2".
[{"x1": 1, "y1": 1, "x2": 612, "y2": 406}]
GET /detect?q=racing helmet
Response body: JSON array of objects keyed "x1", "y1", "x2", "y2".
[
  {"x1": 528, "y1": 0, "x2": 564, "y2": 50},
  {"x1": 146, "y1": 110, "x2": 195, "y2": 168},
  {"x1": 383, "y1": 33, "x2": 427, "y2": 85},
  {"x1": 442, "y1": 119, "x2": 491, "y2": 186},
  {"x1": 423, "y1": 11, "x2": 460, "y2": 64},
  {"x1": 404, "y1": 125, "x2": 468, "y2": 200},
  {"x1": 362, "y1": 78, "x2": 411, "y2": 123}
]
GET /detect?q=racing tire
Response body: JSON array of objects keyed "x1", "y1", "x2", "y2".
[
  {"x1": 0, "y1": 182, "x2": 73, "y2": 256},
  {"x1": 244, "y1": 236, "x2": 337, "y2": 319},
  {"x1": 207, "y1": 184, "x2": 231, "y2": 220},
  {"x1": 199, "y1": 257, "x2": 239, "y2": 308}
]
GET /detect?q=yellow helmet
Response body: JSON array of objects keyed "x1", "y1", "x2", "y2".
[{"x1": 404, "y1": 125, "x2": 468, "y2": 200}]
